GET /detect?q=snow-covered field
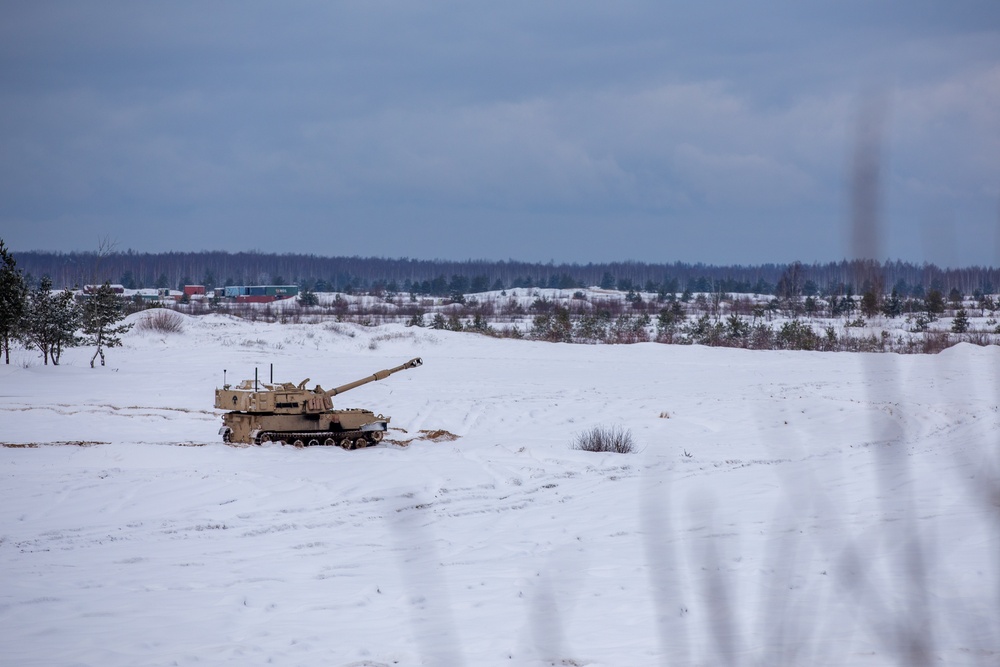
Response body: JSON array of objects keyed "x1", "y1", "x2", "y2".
[{"x1": 1, "y1": 312, "x2": 998, "y2": 666}]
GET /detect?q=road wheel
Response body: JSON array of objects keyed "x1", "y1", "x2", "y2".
[
  {"x1": 370, "y1": 431, "x2": 384, "y2": 443},
  {"x1": 323, "y1": 438, "x2": 336, "y2": 446},
  {"x1": 292, "y1": 439, "x2": 305, "y2": 448},
  {"x1": 339, "y1": 438, "x2": 353, "y2": 450},
  {"x1": 354, "y1": 437, "x2": 368, "y2": 449},
  {"x1": 307, "y1": 439, "x2": 320, "y2": 447}
]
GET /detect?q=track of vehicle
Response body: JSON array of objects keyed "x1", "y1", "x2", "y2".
[{"x1": 222, "y1": 429, "x2": 384, "y2": 449}]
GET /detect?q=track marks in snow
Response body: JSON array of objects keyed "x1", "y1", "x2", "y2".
[
  {"x1": 0, "y1": 402, "x2": 215, "y2": 419},
  {"x1": 2, "y1": 441, "x2": 108, "y2": 448}
]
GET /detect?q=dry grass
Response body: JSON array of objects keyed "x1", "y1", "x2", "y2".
[
  {"x1": 572, "y1": 424, "x2": 636, "y2": 454},
  {"x1": 136, "y1": 309, "x2": 184, "y2": 333},
  {"x1": 368, "y1": 331, "x2": 419, "y2": 350}
]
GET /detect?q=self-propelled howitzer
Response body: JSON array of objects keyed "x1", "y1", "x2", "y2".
[{"x1": 215, "y1": 358, "x2": 423, "y2": 448}]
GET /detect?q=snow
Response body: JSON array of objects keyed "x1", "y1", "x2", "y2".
[{"x1": 1, "y1": 313, "x2": 999, "y2": 666}]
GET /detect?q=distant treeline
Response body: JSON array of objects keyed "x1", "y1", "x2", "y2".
[{"x1": 12, "y1": 250, "x2": 1000, "y2": 297}]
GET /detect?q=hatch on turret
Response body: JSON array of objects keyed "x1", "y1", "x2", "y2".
[{"x1": 215, "y1": 388, "x2": 252, "y2": 411}]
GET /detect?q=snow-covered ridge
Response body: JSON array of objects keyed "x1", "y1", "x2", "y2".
[
  {"x1": 1, "y1": 317, "x2": 998, "y2": 665},
  {"x1": 136, "y1": 286, "x2": 1000, "y2": 353}
]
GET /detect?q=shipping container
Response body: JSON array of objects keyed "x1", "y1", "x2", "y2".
[
  {"x1": 248, "y1": 286, "x2": 267, "y2": 296},
  {"x1": 183, "y1": 285, "x2": 206, "y2": 296},
  {"x1": 264, "y1": 285, "x2": 300, "y2": 297}
]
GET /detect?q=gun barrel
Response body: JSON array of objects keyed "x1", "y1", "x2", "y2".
[{"x1": 324, "y1": 357, "x2": 423, "y2": 397}]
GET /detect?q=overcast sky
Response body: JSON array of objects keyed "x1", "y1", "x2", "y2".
[{"x1": 2, "y1": 1, "x2": 999, "y2": 266}]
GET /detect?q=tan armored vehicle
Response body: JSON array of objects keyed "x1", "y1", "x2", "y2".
[{"x1": 215, "y1": 358, "x2": 422, "y2": 448}]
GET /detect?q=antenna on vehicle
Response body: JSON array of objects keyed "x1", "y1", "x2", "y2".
[
  {"x1": 270, "y1": 363, "x2": 273, "y2": 384},
  {"x1": 255, "y1": 368, "x2": 258, "y2": 391},
  {"x1": 223, "y1": 369, "x2": 227, "y2": 388}
]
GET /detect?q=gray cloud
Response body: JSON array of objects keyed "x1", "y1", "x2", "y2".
[{"x1": 1, "y1": 1, "x2": 999, "y2": 265}]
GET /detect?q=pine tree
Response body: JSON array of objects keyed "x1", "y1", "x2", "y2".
[
  {"x1": 81, "y1": 281, "x2": 133, "y2": 367},
  {"x1": 804, "y1": 295, "x2": 818, "y2": 316},
  {"x1": 882, "y1": 288, "x2": 903, "y2": 318},
  {"x1": 951, "y1": 308, "x2": 970, "y2": 334},
  {"x1": 297, "y1": 288, "x2": 319, "y2": 307},
  {"x1": 925, "y1": 289, "x2": 946, "y2": 320},
  {"x1": 0, "y1": 240, "x2": 28, "y2": 364},
  {"x1": 24, "y1": 277, "x2": 80, "y2": 365},
  {"x1": 860, "y1": 289, "x2": 880, "y2": 318}
]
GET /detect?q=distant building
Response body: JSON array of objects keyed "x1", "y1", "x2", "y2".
[
  {"x1": 135, "y1": 289, "x2": 160, "y2": 302},
  {"x1": 223, "y1": 285, "x2": 300, "y2": 302}
]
